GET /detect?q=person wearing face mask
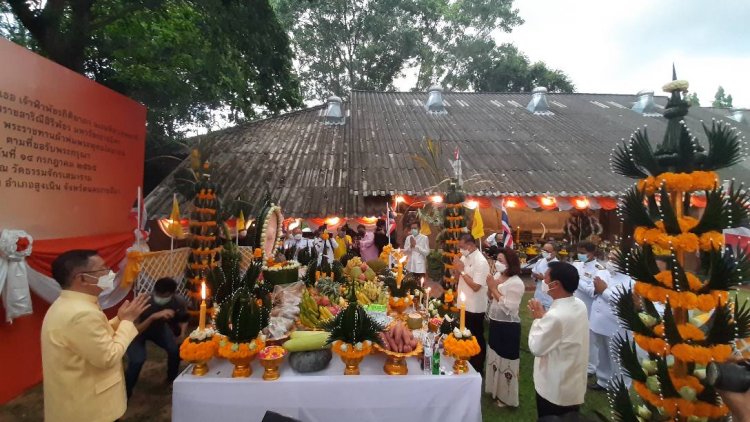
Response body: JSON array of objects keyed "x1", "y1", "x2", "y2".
[
  {"x1": 42, "y1": 249, "x2": 151, "y2": 422},
  {"x1": 531, "y1": 242, "x2": 558, "y2": 310},
  {"x1": 452, "y1": 234, "x2": 490, "y2": 373},
  {"x1": 528, "y1": 262, "x2": 589, "y2": 419},
  {"x1": 125, "y1": 277, "x2": 189, "y2": 398},
  {"x1": 314, "y1": 230, "x2": 339, "y2": 266},
  {"x1": 588, "y1": 251, "x2": 633, "y2": 391},
  {"x1": 357, "y1": 224, "x2": 379, "y2": 262},
  {"x1": 573, "y1": 241, "x2": 603, "y2": 376},
  {"x1": 403, "y1": 222, "x2": 430, "y2": 278},
  {"x1": 485, "y1": 248, "x2": 525, "y2": 408}
]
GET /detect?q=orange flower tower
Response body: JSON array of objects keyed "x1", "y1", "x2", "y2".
[
  {"x1": 186, "y1": 158, "x2": 222, "y2": 298},
  {"x1": 608, "y1": 68, "x2": 750, "y2": 421},
  {"x1": 440, "y1": 181, "x2": 467, "y2": 290}
]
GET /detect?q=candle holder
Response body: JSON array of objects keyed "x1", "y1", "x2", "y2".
[
  {"x1": 388, "y1": 296, "x2": 411, "y2": 319},
  {"x1": 259, "y1": 346, "x2": 287, "y2": 381},
  {"x1": 332, "y1": 341, "x2": 372, "y2": 375},
  {"x1": 443, "y1": 333, "x2": 480, "y2": 375},
  {"x1": 179, "y1": 331, "x2": 217, "y2": 377}
]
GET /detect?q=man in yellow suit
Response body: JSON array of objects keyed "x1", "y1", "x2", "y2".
[{"x1": 41, "y1": 250, "x2": 151, "y2": 422}]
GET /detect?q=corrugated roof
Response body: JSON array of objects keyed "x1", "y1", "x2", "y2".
[{"x1": 145, "y1": 91, "x2": 749, "y2": 218}]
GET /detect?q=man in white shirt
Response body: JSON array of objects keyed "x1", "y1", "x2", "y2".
[
  {"x1": 314, "y1": 231, "x2": 338, "y2": 266},
  {"x1": 485, "y1": 232, "x2": 501, "y2": 248},
  {"x1": 528, "y1": 261, "x2": 589, "y2": 419},
  {"x1": 531, "y1": 242, "x2": 557, "y2": 310},
  {"x1": 285, "y1": 227, "x2": 314, "y2": 261},
  {"x1": 589, "y1": 251, "x2": 633, "y2": 391},
  {"x1": 573, "y1": 241, "x2": 602, "y2": 375},
  {"x1": 403, "y1": 222, "x2": 430, "y2": 277},
  {"x1": 452, "y1": 234, "x2": 489, "y2": 373}
]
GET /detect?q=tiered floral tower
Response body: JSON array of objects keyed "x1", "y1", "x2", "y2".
[
  {"x1": 186, "y1": 162, "x2": 222, "y2": 296},
  {"x1": 609, "y1": 69, "x2": 750, "y2": 421},
  {"x1": 440, "y1": 181, "x2": 467, "y2": 290}
]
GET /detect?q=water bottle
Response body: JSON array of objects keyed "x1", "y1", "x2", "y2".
[
  {"x1": 432, "y1": 335, "x2": 441, "y2": 375},
  {"x1": 422, "y1": 332, "x2": 433, "y2": 375}
]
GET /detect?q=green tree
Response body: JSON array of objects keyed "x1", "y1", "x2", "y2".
[
  {"x1": 2, "y1": 0, "x2": 302, "y2": 191},
  {"x1": 441, "y1": 41, "x2": 574, "y2": 92},
  {"x1": 272, "y1": 0, "x2": 526, "y2": 99},
  {"x1": 712, "y1": 85, "x2": 733, "y2": 108},
  {"x1": 685, "y1": 92, "x2": 700, "y2": 106}
]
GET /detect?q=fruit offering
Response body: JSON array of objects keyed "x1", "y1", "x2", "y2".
[
  {"x1": 282, "y1": 331, "x2": 331, "y2": 352},
  {"x1": 299, "y1": 289, "x2": 340, "y2": 329},
  {"x1": 379, "y1": 322, "x2": 418, "y2": 354}
]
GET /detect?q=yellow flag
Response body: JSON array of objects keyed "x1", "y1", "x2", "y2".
[
  {"x1": 420, "y1": 219, "x2": 431, "y2": 236},
  {"x1": 471, "y1": 207, "x2": 484, "y2": 239},
  {"x1": 237, "y1": 210, "x2": 246, "y2": 232},
  {"x1": 167, "y1": 194, "x2": 184, "y2": 239}
]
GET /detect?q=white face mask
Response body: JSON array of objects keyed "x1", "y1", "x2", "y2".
[
  {"x1": 153, "y1": 295, "x2": 173, "y2": 306},
  {"x1": 411, "y1": 229, "x2": 419, "y2": 237},
  {"x1": 542, "y1": 251, "x2": 552, "y2": 260},
  {"x1": 87, "y1": 270, "x2": 116, "y2": 291},
  {"x1": 459, "y1": 248, "x2": 470, "y2": 257},
  {"x1": 294, "y1": 234, "x2": 303, "y2": 240},
  {"x1": 495, "y1": 262, "x2": 507, "y2": 274},
  {"x1": 541, "y1": 280, "x2": 552, "y2": 294}
]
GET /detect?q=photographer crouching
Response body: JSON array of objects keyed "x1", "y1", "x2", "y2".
[{"x1": 706, "y1": 358, "x2": 750, "y2": 421}]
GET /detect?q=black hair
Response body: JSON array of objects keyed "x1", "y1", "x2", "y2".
[
  {"x1": 577, "y1": 241, "x2": 596, "y2": 253},
  {"x1": 357, "y1": 224, "x2": 366, "y2": 231},
  {"x1": 410, "y1": 221, "x2": 420, "y2": 228},
  {"x1": 543, "y1": 241, "x2": 560, "y2": 252},
  {"x1": 154, "y1": 277, "x2": 178, "y2": 294},
  {"x1": 497, "y1": 247, "x2": 521, "y2": 277},
  {"x1": 548, "y1": 261, "x2": 579, "y2": 294},
  {"x1": 51, "y1": 249, "x2": 98, "y2": 289},
  {"x1": 458, "y1": 233, "x2": 476, "y2": 246},
  {"x1": 486, "y1": 245, "x2": 500, "y2": 259}
]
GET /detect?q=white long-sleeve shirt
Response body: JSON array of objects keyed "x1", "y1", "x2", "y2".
[
  {"x1": 529, "y1": 296, "x2": 589, "y2": 406},
  {"x1": 403, "y1": 233, "x2": 429, "y2": 273},
  {"x1": 590, "y1": 269, "x2": 633, "y2": 337},
  {"x1": 532, "y1": 257, "x2": 556, "y2": 309},
  {"x1": 314, "y1": 238, "x2": 338, "y2": 265},
  {"x1": 487, "y1": 274, "x2": 524, "y2": 323},
  {"x1": 573, "y1": 259, "x2": 603, "y2": 315},
  {"x1": 458, "y1": 249, "x2": 489, "y2": 314}
]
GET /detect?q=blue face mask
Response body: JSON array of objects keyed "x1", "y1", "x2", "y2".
[{"x1": 578, "y1": 253, "x2": 588, "y2": 262}]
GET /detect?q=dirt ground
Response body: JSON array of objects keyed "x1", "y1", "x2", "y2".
[{"x1": 0, "y1": 343, "x2": 180, "y2": 422}]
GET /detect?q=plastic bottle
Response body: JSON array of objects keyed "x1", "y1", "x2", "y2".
[
  {"x1": 422, "y1": 332, "x2": 433, "y2": 375},
  {"x1": 432, "y1": 335, "x2": 441, "y2": 375}
]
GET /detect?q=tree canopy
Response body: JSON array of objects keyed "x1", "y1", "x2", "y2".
[
  {"x1": 272, "y1": 0, "x2": 572, "y2": 100},
  {"x1": 685, "y1": 92, "x2": 700, "y2": 106},
  {"x1": 712, "y1": 86, "x2": 733, "y2": 108},
  {"x1": 2, "y1": 0, "x2": 302, "y2": 191}
]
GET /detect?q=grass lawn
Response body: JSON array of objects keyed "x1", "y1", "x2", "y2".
[{"x1": 3, "y1": 288, "x2": 748, "y2": 421}]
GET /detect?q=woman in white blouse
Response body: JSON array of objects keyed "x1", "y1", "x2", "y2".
[{"x1": 484, "y1": 247, "x2": 525, "y2": 408}]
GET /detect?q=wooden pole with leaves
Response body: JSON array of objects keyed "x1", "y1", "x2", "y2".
[{"x1": 608, "y1": 68, "x2": 750, "y2": 421}]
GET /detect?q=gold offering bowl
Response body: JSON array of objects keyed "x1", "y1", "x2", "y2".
[
  {"x1": 341, "y1": 355, "x2": 365, "y2": 375},
  {"x1": 452, "y1": 357, "x2": 470, "y2": 374},
  {"x1": 190, "y1": 360, "x2": 209, "y2": 376},
  {"x1": 228, "y1": 356, "x2": 254, "y2": 378},
  {"x1": 259, "y1": 356, "x2": 285, "y2": 381},
  {"x1": 374, "y1": 342, "x2": 423, "y2": 375},
  {"x1": 388, "y1": 297, "x2": 411, "y2": 319}
]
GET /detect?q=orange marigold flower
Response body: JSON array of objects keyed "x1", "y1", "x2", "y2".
[
  {"x1": 674, "y1": 233, "x2": 699, "y2": 252},
  {"x1": 691, "y1": 171, "x2": 719, "y2": 191},
  {"x1": 685, "y1": 272, "x2": 704, "y2": 291},
  {"x1": 677, "y1": 323, "x2": 705, "y2": 341},
  {"x1": 655, "y1": 271, "x2": 673, "y2": 288},
  {"x1": 634, "y1": 227, "x2": 648, "y2": 244},
  {"x1": 699, "y1": 231, "x2": 724, "y2": 251},
  {"x1": 678, "y1": 216, "x2": 699, "y2": 232},
  {"x1": 696, "y1": 294, "x2": 718, "y2": 312}
]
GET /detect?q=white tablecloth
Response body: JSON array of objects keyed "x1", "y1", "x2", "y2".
[{"x1": 172, "y1": 353, "x2": 482, "y2": 422}]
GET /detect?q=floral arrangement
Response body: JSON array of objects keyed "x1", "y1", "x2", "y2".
[
  {"x1": 180, "y1": 328, "x2": 218, "y2": 362},
  {"x1": 186, "y1": 160, "x2": 222, "y2": 296},
  {"x1": 258, "y1": 345, "x2": 286, "y2": 361},
  {"x1": 217, "y1": 336, "x2": 266, "y2": 360},
  {"x1": 607, "y1": 70, "x2": 750, "y2": 422},
  {"x1": 443, "y1": 331, "x2": 481, "y2": 359},
  {"x1": 322, "y1": 283, "x2": 385, "y2": 357},
  {"x1": 439, "y1": 182, "x2": 467, "y2": 289}
]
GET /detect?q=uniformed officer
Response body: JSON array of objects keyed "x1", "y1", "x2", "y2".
[{"x1": 573, "y1": 241, "x2": 602, "y2": 376}]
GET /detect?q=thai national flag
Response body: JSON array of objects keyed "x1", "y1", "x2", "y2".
[{"x1": 501, "y1": 201, "x2": 514, "y2": 248}]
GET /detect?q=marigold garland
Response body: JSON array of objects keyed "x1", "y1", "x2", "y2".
[
  {"x1": 653, "y1": 270, "x2": 704, "y2": 291},
  {"x1": 637, "y1": 171, "x2": 718, "y2": 194},
  {"x1": 217, "y1": 337, "x2": 265, "y2": 360},
  {"x1": 633, "y1": 381, "x2": 729, "y2": 418},
  {"x1": 634, "y1": 281, "x2": 728, "y2": 311},
  {"x1": 331, "y1": 340, "x2": 372, "y2": 359},
  {"x1": 180, "y1": 337, "x2": 217, "y2": 361},
  {"x1": 652, "y1": 323, "x2": 705, "y2": 341},
  {"x1": 670, "y1": 343, "x2": 733, "y2": 365},
  {"x1": 444, "y1": 334, "x2": 481, "y2": 358},
  {"x1": 633, "y1": 227, "x2": 722, "y2": 253},
  {"x1": 634, "y1": 333, "x2": 669, "y2": 356}
]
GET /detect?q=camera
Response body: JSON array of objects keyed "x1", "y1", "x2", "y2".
[{"x1": 706, "y1": 360, "x2": 750, "y2": 393}]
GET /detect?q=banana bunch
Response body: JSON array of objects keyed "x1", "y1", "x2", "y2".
[
  {"x1": 355, "y1": 290, "x2": 371, "y2": 305},
  {"x1": 299, "y1": 290, "x2": 322, "y2": 328}
]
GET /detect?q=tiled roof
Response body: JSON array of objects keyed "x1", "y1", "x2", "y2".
[{"x1": 145, "y1": 91, "x2": 749, "y2": 218}]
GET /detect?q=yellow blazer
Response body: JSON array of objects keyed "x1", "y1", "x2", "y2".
[{"x1": 41, "y1": 290, "x2": 138, "y2": 422}]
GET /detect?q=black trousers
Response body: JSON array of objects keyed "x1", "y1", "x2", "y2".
[
  {"x1": 535, "y1": 392, "x2": 581, "y2": 419},
  {"x1": 464, "y1": 311, "x2": 486, "y2": 374}
]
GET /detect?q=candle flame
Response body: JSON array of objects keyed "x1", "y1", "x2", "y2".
[
  {"x1": 201, "y1": 282, "x2": 206, "y2": 300},
  {"x1": 459, "y1": 291, "x2": 466, "y2": 303}
]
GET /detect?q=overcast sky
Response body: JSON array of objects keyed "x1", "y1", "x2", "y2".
[{"x1": 396, "y1": 0, "x2": 750, "y2": 108}]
